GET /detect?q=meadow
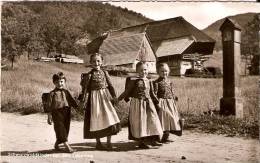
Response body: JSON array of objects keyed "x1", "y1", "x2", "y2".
[{"x1": 1, "y1": 59, "x2": 259, "y2": 138}]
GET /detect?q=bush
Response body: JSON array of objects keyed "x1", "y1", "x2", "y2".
[
  {"x1": 185, "y1": 67, "x2": 222, "y2": 78},
  {"x1": 183, "y1": 113, "x2": 259, "y2": 139},
  {"x1": 204, "y1": 67, "x2": 222, "y2": 78},
  {"x1": 103, "y1": 65, "x2": 135, "y2": 77}
]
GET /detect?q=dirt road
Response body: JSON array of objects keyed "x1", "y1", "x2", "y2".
[{"x1": 1, "y1": 113, "x2": 259, "y2": 163}]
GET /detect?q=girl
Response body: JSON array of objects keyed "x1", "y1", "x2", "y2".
[
  {"x1": 153, "y1": 63, "x2": 182, "y2": 143},
  {"x1": 79, "y1": 53, "x2": 121, "y2": 150},
  {"x1": 118, "y1": 61, "x2": 163, "y2": 149}
]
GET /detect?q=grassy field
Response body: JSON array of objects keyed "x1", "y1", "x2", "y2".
[{"x1": 1, "y1": 59, "x2": 259, "y2": 138}]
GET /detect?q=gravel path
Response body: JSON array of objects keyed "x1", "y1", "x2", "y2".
[{"x1": 1, "y1": 113, "x2": 259, "y2": 163}]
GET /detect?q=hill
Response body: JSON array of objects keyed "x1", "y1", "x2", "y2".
[
  {"x1": 203, "y1": 12, "x2": 259, "y2": 52},
  {"x1": 203, "y1": 13, "x2": 259, "y2": 73},
  {"x1": 1, "y1": 2, "x2": 151, "y2": 59}
]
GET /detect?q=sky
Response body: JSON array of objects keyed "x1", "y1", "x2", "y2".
[{"x1": 108, "y1": 2, "x2": 260, "y2": 29}]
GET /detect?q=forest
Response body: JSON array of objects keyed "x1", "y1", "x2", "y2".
[{"x1": 1, "y1": 1, "x2": 151, "y2": 62}]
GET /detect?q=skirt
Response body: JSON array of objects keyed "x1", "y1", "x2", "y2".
[
  {"x1": 157, "y1": 98, "x2": 181, "y2": 132},
  {"x1": 128, "y1": 98, "x2": 163, "y2": 140},
  {"x1": 84, "y1": 88, "x2": 121, "y2": 139}
]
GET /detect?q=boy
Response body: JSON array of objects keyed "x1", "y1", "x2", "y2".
[{"x1": 46, "y1": 72, "x2": 78, "y2": 153}]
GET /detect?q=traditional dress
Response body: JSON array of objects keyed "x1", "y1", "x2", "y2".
[
  {"x1": 153, "y1": 77, "x2": 182, "y2": 136},
  {"x1": 79, "y1": 69, "x2": 121, "y2": 139},
  {"x1": 47, "y1": 88, "x2": 78, "y2": 144},
  {"x1": 119, "y1": 77, "x2": 163, "y2": 140}
]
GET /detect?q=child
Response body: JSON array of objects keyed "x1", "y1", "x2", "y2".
[
  {"x1": 46, "y1": 72, "x2": 78, "y2": 153},
  {"x1": 79, "y1": 53, "x2": 121, "y2": 150},
  {"x1": 118, "y1": 61, "x2": 163, "y2": 149},
  {"x1": 153, "y1": 63, "x2": 182, "y2": 143}
]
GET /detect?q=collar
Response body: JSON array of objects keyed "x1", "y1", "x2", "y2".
[
  {"x1": 54, "y1": 88, "x2": 66, "y2": 91},
  {"x1": 158, "y1": 77, "x2": 168, "y2": 82}
]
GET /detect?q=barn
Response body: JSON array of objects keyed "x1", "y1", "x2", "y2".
[
  {"x1": 87, "y1": 16, "x2": 215, "y2": 76},
  {"x1": 114, "y1": 17, "x2": 216, "y2": 76},
  {"x1": 98, "y1": 32, "x2": 157, "y2": 73}
]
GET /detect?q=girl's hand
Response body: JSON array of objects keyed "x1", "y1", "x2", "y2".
[
  {"x1": 155, "y1": 104, "x2": 161, "y2": 112},
  {"x1": 111, "y1": 97, "x2": 119, "y2": 105},
  {"x1": 78, "y1": 101, "x2": 85, "y2": 110},
  {"x1": 47, "y1": 114, "x2": 52, "y2": 125}
]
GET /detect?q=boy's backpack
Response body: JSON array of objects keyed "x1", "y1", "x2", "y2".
[{"x1": 41, "y1": 93, "x2": 52, "y2": 113}]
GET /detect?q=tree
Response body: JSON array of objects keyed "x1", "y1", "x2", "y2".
[
  {"x1": 1, "y1": 3, "x2": 40, "y2": 60},
  {"x1": 38, "y1": 5, "x2": 83, "y2": 56},
  {"x1": 4, "y1": 36, "x2": 18, "y2": 68}
]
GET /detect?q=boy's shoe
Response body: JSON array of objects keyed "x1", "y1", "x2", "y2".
[
  {"x1": 138, "y1": 142, "x2": 150, "y2": 149},
  {"x1": 54, "y1": 142, "x2": 61, "y2": 150},
  {"x1": 66, "y1": 148, "x2": 76, "y2": 153}
]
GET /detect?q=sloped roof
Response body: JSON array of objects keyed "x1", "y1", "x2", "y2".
[
  {"x1": 86, "y1": 16, "x2": 215, "y2": 56},
  {"x1": 156, "y1": 36, "x2": 195, "y2": 57},
  {"x1": 99, "y1": 33, "x2": 156, "y2": 65},
  {"x1": 119, "y1": 16, "x2": 215, "y2": 44},
  {"x1": 219, "y1": 18, "x2": 242, "y2": 31}
]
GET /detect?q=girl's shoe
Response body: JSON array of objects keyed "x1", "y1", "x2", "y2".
[
  {"x1": 107, "y1": 143, "x2": 113, "y2": 150},
  {"x1": 150, "y1": 141, "x2": 163, "y2": 146},
  {"x1": 161, "y1": 139, "x2": 174, "y2": 144},
  {"x1": 138, "y1": 142, "x2": 150, "y2": 149},
  {"x1": 96, "y1": 143, "x2": 107, "y2": 150}
]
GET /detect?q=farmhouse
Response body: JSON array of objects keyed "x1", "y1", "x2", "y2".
[
  {"x1": 98, "y1": 32, "x2": 157, "y2": 73},
  {"x1": 87, "y1": 16, "x2": 215, "y2": 76}
]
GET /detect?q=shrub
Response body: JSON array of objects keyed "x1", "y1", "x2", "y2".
[{"x1": 183, "y1": 113, "x2": 259, "y2": 139}]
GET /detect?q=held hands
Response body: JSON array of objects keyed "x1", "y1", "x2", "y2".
[
  {"x1": 47, "y1": 113, "x2": 52, "y2": 125},
  {"x1": 111, "y1": 97, "x2": 119, "y2": 106},
  {"x1": 78, "y1": 101, "x2": 85, "y2": 110},
  {"x1": 155, "y1": 103, "x2": 162, "y2": 112}
]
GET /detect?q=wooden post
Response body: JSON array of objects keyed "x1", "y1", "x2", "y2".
[
  {"x1": 258, "y1": 29, "x2": 260, "y2": 73},
  {"x1": 219, "y1": 18, "x2": 243, "y2": 118},
  {"x1": 258, "y1": 80, "x2": 260, "y2": 141}
]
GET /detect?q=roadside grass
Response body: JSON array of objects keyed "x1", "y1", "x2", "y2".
[
  {"x1": 183, "y1": 114, "x2": 259, "y2": 139},
  {"x1": 1, "y1": 59, "x2": 259, "y2": 138}
]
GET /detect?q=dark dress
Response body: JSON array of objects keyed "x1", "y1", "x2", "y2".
[
  {"x1": 118, "y1": 76, "x2": 163, "y2": 141},
  {"x1": 153, "y1": 77, "x2": 182, "y2": 136},
  {"x1": 48, "y1": 88, "x2": 78, "y2": 144},
  {"x1": 79, "y1": 69, "x2": 121, "y2": 139}
]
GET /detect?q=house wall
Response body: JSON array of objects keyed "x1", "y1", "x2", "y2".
[
  {"x1": 157, "y1": 55, "x2": 181, "y2": 76},
  {"x1": 133, "y1": 60, "x2": 157, "y2": 73},
  {"x1": 180, "y1": 60, "x2": 193, "y2": 75},
  {"x1": 116, "y1": 60, "x2": 157, "y2": 74}
]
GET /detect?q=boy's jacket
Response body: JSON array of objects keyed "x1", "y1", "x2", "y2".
[{"x1": 42, "y1": 88, "x2": 78, "y2": 113}]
